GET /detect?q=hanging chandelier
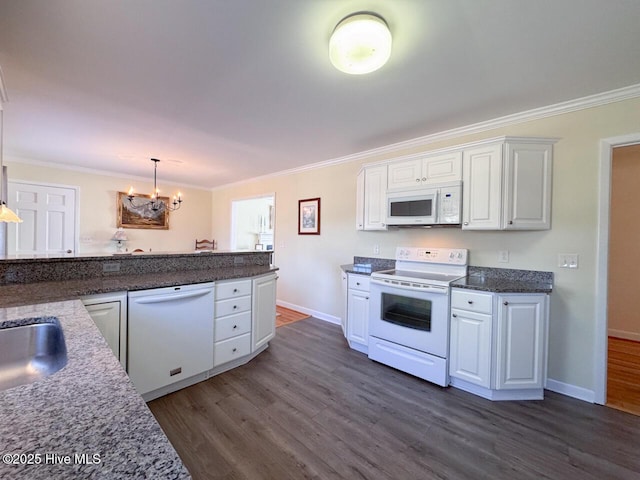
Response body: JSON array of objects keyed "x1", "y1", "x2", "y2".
[{"x1": 127, "y1": 158, "x2": 183, "y2": 212}]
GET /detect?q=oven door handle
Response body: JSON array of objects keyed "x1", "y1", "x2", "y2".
[{"x1": 370, "y1": 278, "x2": 449, "y2": 294}]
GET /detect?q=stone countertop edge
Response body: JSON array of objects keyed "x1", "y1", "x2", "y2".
[
  {"x1": 451, "y1": 266, "x2": 554, "y2": 293},
  {"x1": 0, "y1": 300, "x2": 191, "y2": 479},
  {"x1": 0, "y1": 265, "x2": 279, "y2": 308}
]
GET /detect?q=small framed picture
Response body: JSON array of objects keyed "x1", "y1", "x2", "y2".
[
  {"x1": 298, "y1": 197, "x2": 321, "y2": 235},
  {"x1": 117, "y1": 192, "x2": 170, "y2": 230}
]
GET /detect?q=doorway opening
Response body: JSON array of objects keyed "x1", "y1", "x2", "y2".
[
  {"x1": 606, "y1": 143, "x2": 640, "y2": 416},
  {"x1": 595, "y1": 133, "x2": 640, "y2": 410},
  {"x1": 230, "y1": 194, "x2": 275, "y2": 251}
]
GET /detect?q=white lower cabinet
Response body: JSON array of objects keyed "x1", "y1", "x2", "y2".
[
  {"x1": 495, "y1": 294, "x2": 546, "y2": 390},
  {"x1": 450, "y1": 307, "x2": 492, "y2": 388},
  {"x1": 215, "y1": 278, "x2": 253, "y2": 367},
  {"x1": 346, "y1": 274, "x2": 370, "y2": 353},
  {"x1": 82, "y1": 292, "x2": 127, "y2": 370},
  {"x1": 251, "y1": 273, "x2": 277, "y2": 352},
  {"x1": 449, "y1": 288, "x2": 548, "y2": 400}
]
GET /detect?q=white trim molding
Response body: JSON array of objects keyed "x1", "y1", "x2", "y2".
[
  {"x1": 595, "y1": 132, "x2": 640, "y2": 405},
  {"x1": 608, "y1": 329, "x2": 640, "y2": 342},
  {"x1": 276, "y1": 299, "x2": 340, "y2": 325},
  {"x1": 546, "y1": 379, "x2": 595, "y2": 403},
  {"x1": 213, "y1": 83, "x2": 640, "y2": 191}
]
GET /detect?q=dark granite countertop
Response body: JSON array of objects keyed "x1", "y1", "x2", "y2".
[
  {"x1": 0, "y1": 260, "x2": 278, "y2": 478},
  {"x1": 451, "y1": 267, "x2": 553, "y2": 293},
  {"x1": 341, "y1": 256, "x2": 395, "y2": 276},
  {"x1": 0, "y1": 265, "x2": 278, "y2": 308},
  {"x1": 0, "y1": 300, "x2": 190, "y2": 479}
]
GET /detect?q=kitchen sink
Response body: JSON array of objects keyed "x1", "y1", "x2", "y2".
[{"x1": 0, "y1": 318, "x2": 68, "y2": 391}]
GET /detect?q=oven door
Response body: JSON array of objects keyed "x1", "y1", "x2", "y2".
[{"x1": 369, "y1": 280, "x2": 449, "y2": 358}]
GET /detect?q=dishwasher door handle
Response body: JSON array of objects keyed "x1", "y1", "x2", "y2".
[{"x1": 131, "y1": 289, "x2": 212, "y2": 305}]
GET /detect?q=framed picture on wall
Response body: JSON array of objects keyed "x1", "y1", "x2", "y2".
[
  {"x1": 298, "y1": 197, "x2": 320, "y2": 235},
  {"x1": 117, "y1": 192, "x2": 170, "y2": 230}
]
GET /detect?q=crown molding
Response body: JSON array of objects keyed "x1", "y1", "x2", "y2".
[
  {"x1": 5, "y1": 156, "x2": 209, "y2": 191},
  {"x1": 212, "y1": 83, "x2": 640, "y2": 191}
]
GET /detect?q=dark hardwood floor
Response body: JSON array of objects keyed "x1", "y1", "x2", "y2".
[{"x1": 149, "y1": 318, "x2": 640, "y2": 480}]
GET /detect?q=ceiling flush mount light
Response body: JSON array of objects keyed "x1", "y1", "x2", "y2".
[
  {"x1": 329, "y1": 12, "x2": 392, "y2": 75},
  {"x1": 127, "y1": 158, "x2": 183, "y2": 212}
]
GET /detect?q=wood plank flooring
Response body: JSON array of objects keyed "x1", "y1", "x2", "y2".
[
  {"x1": 275, "y1": 305, "x2": 309, "y2": 328},
  {"x1": 607, "y1": 336, "x2": 640, "y2": 416},
  {"x1": 149, "y1": 318, "x2": 640, "y2": 480}
]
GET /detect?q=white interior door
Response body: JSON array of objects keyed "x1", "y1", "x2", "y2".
[{"x1": 7, "y1": 181, "x2": 77, "y2": 255}]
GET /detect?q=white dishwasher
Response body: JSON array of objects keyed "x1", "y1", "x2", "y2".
[{"x1": 128, "y1": 282, "x2": 214, "y2": 397}]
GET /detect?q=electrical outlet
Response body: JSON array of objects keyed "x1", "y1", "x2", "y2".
[
  {"x1": 234, "y1": 256, "x2": 245, "y2": 265},
  {"x1": 373, "y1": 244, "x2": 380, "y2": 255},
  {"x1": 558, "y1": 253, "x2": 579, "y2": 269},
  {"x1": 498, "y1": 250, "x2": 509, "y2": 263},
  {"x1": 103, "y1": 262, "x2": 121, "y2": 273}
]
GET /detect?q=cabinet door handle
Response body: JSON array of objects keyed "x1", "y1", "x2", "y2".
[
  {"x1": 232, "y1": 348, "x2": 237, "y2": 353},
  {"x1": 233, "y1": 325, "x2": 238, "y2": 329},
  {"x1": 503, "y1": 301, "x2": 509, "y2": 305},
  {"x1": 365, "y1": 297, "x2": 369, "y2": 300},
  {"x1": 463, "y1": 222, "x2": 469, "y2": 226},
  {"x1": 467, "y1": 300, "x2": 473, "y2": 304},
  {"x1": 233, "y1": 305, "x2": 238, "y2": 309},
  {"x1": 421, "y1": 177, "x2": 426, "y2": 182},
  {"x1": 356, "y1": 282, "x2": 360, "y2": 286},
  {"x1": 452, "y1": 313, "x2": 457, "y2": 318},
  {"x1": 415, "y1": 178, "x2": 420, "y2": 183},
  {"x1": 508, "y1": 221, "x2": 513, "y2": 225},
  {"x1": 233, "y1": 288, "x2": 239, "y2": 293}
]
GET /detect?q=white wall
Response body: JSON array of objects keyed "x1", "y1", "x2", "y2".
[
  {"x1": 4, "y1": 161, "x2": 213, "y2": 253},
  {"x1": 210, "y1": 97, "x2": 640, "y2": 394}
]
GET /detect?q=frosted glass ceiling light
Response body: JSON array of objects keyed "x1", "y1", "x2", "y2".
[{"x1": 329, "y1": 13, "x2": 392, "y2": 75}]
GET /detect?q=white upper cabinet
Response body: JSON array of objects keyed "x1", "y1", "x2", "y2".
[
  {"x1": 387, "y1": 151, "x2": 462, "y2": 190},
  {"x1": 462, "y1": 137, "x2": 555, "y2": 230},
  {"x1": 356, "y1": 165, "x2": 387, "y2": 231},
  {"x1": 462, "y1": 143, "x2": 503, "y2": 230},
  {"x1": 503, "y1": 142, "x2": 553, "y2": 230}
]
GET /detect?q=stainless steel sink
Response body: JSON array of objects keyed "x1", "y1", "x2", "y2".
[{"x1": 0, "y1": 319, "x2": 68, "y2": 391}]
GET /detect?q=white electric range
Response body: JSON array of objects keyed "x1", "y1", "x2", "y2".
[{"x1": 368, "y1": 247, "x2": 468, "y2": 386}]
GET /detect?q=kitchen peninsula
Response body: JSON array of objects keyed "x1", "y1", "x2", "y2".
[{"x1": 0, "y1": 250, "x2": 277, "y2": 479}]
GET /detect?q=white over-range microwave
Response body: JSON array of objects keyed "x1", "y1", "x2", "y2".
[{"x1": 385, "y1": 182, "x2": 462, "y2": 226}]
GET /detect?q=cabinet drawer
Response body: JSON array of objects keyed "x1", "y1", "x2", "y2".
[
  {"x1": 348, "y1": 275, "x2": 370, "y2": 291},
  {"x1": 216, "y1": 295, "x2": 251, "y2": 317},
  {"x1": 215, "y1": 311, "x2": 251, "y2": 342},
  {"x1": 216, "y1": 279, "x2": 252, "y2": 300},
  {"x1": 214, "y1": 333, "x2": 251, "y2": 367},
  {"x1": 451, "y1": 289, "x2": 492, "y2": 314}
]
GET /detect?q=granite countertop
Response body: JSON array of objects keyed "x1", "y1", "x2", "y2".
[
  {"x1": 451, "y1": 267, "x2": 553, "y2": 293},
  {"x1": 0, "y1": 300, "x2": 190, "y2": 479},
  {"x1": 0, "y1": 265, "x2": 278, "y2": 308},
  {"x1": 341, "y1": 256, "x2": 396, "y2": 276}
]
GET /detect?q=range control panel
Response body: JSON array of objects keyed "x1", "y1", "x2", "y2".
[{"x1": 395, "y1": 247, "x2": 468, "y2": 265}]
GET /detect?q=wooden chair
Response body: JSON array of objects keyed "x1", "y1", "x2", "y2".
[{"x1": 195, "y1": 239, "x2": 215, "y2": 250}]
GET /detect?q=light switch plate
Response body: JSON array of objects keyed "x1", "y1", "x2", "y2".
[
  {"x1": 558, "y1": 253, "x2": 579, "y2": 269},
  {"x1": 498, "y1": 250, "x2": 509, "y2": 263}
]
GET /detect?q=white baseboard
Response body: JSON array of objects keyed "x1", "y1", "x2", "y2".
[
  {"x1": 546, "y1": 378, "x2": 595, "y2": 403},
  {"x1": 608, "y1": 329, "x2": 640, "y2": 342},
  {"x1": 276, "y1": 300, "x2": 341, "y2": 325}
]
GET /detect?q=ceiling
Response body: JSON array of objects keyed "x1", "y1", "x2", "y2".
[{"x1": 0, "y1": 0, "x2": 639, "y2": 190}]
